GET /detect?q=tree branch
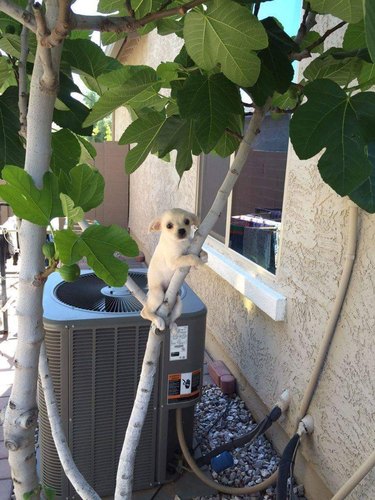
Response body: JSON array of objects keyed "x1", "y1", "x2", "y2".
[
  {"x1": 295, "y1": 3, "x2": 315, "y2": 45},
  {"x1": 125, "y1": 0, "x2": 135, "y2": 18},
  {"x1": 138, "y1": 0, "x2": 205, "y2": 25},
  {"x1": 40, "y1": 0, "x2": 72, "y2": 48},
  {"x1": 71, "y1": 13, "x2": 139, "y2": 32},
  {"x1": 33, "y1": 3, "x2": 58, "y2": 91},
  {"x1": 291, "y1": 20, "x2": 346, "y2": 61},
  {"x1": 225, "y1": 128, "x2": 243, "y2": 141},
  {"x1": 71, "y1": 0, "x2": 205, "y2": 32},
  {"x1": 158, "y1": 0, "x2": 174, "y2": 11},
  {"x1": 0, "y1": 0, "x2": 36, "y2": 32},
  {"x1": 18, "y1": 0, "x2": 33, "y2": 140},
  {"x1": 115, "y1": 100, "x2": 272, "y2": 499}
]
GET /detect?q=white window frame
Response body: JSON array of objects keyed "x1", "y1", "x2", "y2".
[{"x1": 197, "y1": 155, "x2": 287, "y2": 322}]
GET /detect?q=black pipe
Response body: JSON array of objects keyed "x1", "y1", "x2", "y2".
[
  {"x1": 276, "y1": 433, "x2": 300, "y2": 500},
  {"x1": 197, "y1": 405, "x2": 282, "y2": 467}
]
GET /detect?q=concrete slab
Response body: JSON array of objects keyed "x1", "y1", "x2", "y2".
[
  {"x1": 0, "y1": 459, "x2": 10, "y2": 480},
  {"x1": 0, "y1": 372, "x2": 14, "y2": 388},
  {"x1": 0, "y1": 387, "x2": 11, "y2": 399},
  {"x1": 0, "y1": 479, "x2": 12, "y2": 500},
  {"x1": 134, "y1": 470, "x2": 216, "y2": 500},
  {"x1": 0, "y1": 440, "x2": 8, "y2": 460}
]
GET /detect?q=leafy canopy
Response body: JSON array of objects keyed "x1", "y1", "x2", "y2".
[{"x1": 1, "y1": 0, "x2": 375, "y2": 290}]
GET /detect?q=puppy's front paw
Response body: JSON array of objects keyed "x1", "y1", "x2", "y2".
[
  {"x1": 199, "y1": 250, "x2": 208, "y2": 264},
  {"x1": 170, "y1": 322, "x2": 178, "y2": 335},
  {"x1": 153, "y1": 316, "x2": 165, "y2": 331}
]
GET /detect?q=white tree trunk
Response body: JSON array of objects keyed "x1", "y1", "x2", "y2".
[
  {"x1": 115, "y1": 103, "x2": 270, "y2": 498},
  {"x1": 3, "y1": 2, "x2": 62, "y2": 498}
]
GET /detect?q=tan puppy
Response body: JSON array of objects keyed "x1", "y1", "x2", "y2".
[{"x1": 141, "y1": 208, "x2": 207, "y2": 332}]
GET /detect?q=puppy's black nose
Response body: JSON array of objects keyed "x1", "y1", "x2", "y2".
[{"x1": 178, "y1": 228, "x2": 186, "y2": 238}]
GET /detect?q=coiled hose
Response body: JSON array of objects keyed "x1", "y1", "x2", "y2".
[{"x1": 176, "y1": 407, "x2": 278, "y2": 495}]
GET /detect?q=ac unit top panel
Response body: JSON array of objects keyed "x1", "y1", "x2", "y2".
[{"x1": 43, "y1": 269, "x2": 206, "y2": 324}]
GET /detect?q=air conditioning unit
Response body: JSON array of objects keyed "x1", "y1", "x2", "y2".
[{"x1": 39, "y1": 269, "x2": 206, "y2": 499}]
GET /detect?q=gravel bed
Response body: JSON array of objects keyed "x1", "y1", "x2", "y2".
[{"x1": 193, "y1": 385, "x2": 305, "y2": 500}]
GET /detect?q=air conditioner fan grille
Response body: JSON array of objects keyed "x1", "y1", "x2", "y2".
[{"x1": 54, "y1": 271, "x2": 148, "y2": 313}]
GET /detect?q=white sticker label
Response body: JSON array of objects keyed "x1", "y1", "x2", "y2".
[
  {"x1": 180, "y1": 372, "x2": 192, "y2": 395},
  {"x1": 169, "y1": 325, "x2": 188, "y2": 361}
]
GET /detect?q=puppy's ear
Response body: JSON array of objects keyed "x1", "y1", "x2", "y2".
[
  {"x1": 148, "y1": 217, "x2": 162, "y2": 232},
  {"x1": 188, "y1": 212, "x2": 200, "y2": 227}
]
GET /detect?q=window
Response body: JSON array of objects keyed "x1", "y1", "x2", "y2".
[{"x1": 198, "y1": 114, "x2": 290, "y2": 275}]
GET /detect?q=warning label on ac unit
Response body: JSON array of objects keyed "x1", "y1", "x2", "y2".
[
  {"x1": 169, "y1": 325, "x2": 188, "y2": 361},
  {"x1": 167, "y1": 370, "x2": 201, "y2": 402}
]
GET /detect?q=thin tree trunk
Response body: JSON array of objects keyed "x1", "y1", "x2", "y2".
[
  {"x1": 3, "y1": 2, "x2": 62, "y2": 497},
  {"x1": 115, "y1": 102, "x2": 270, "y2": 498}
]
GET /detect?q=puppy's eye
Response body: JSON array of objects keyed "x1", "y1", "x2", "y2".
[
  {"x1": 166, "y1": 222, "x2": 173, "y2": 229},
  {"x1": 184, "y1": 219, "x2": 190, "y2": 225}
]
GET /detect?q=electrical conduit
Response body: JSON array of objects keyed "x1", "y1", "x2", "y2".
[{"x1": 295, "y1": 203, "x2": 358, "y2": 427}]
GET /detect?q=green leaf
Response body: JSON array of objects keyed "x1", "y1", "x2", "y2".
[
  {"x1": 55, "y1": 74, "x2": 93, "y2": 136},
  {"x1": 77, "y1": 136, "x2": 97, "y2": 164},
  {"x1": 157, "y1": 18, "x2": 184, "y2": 37},
  {"x1": 290, "y1": 79, "x2": 375, "y2": 196},
  {"x1": 343, "y1": 20, "x2": 366, "y2": 51},
  {"x1": 132, "y1": 0, "x2": 163, "y2": 17},
  {"x1": 98, "y1": 0, "x2": 126, "y2": 14},
  {"x1": 60, "y1": 194, "x2": 84, "y2": 226},
  {"x1": 249, "y1": 17, "x2": 295, "y2": 105},
  {"x1": 0, "y1": 167, "x2": 62, "y2": 225},
  {"x1": 97, "y1": 65, "x2": 148, "y2": 89},
  {"x1": 0, "y1": 10, "x2": 21, "y2": 36},
  {"x1": 156, "y1": 116, "x2": 202, "y2": 176},
  {"x1": 364, "y1": 0, "x2": 375, "y2": 62},
  {"x1": 59, "y1": 164, "x2": 104, "y2": 212},
  {"x1": 62, "y1": 39, "x2": 122, "y2": 95},
  {"x1": 263, "y1": 17, "x2": 299, "y2": 54},
  {"x1": 272, "y1": 86, "x2": 299, "y2": 110},
  {"x1": 54, "y1": 229, "x2": 82, "y2": 264},
  {"x1": 42, "y1": 485, "x2": 55, "y2": 500},
  {"x1": 84, "y1": 66, "x2": 162, "y2": 127},
  {"x1": 184, "y1": 0, "x2": 268, "y2": 86},
  {"x1": 349, "y1": 143, "x2": 375, "y2": 212},
  {"x1": 177, "y1": 72, "x2": 242, "y2": 152},
  {"x1": 0, "y1": 56, "x2": 12, "y2": 88},
  {"x1": 0, "y1": 33, "x2": 36, "y2": 61},
  {"x1": 303, "y1": 49, "x2": 362, "y2": 86},
  {"x1": 54, "y1": 225, "x2": 139, "y2": 286},
  {"x1": 101, "y1": 31, "x2": 127, "y2": 46},
  {"x1": 300, "y1": 31, "x2": 325, "y2": 54},
  {"x1": 0, "y1": 87, "x2": 25, "y2": 169},
  {"x1": 214, "y1": 114, "x2": 243, "y2": 158},
  {"x1": 309, "y1": 0, "x2": 363, "y2": 23},
  {"x1": 51, "y1": 129, "x2": 82, "y2": 174},
  {"x1": 174, "y1": 45, "x2": 195, "y2": 68},
  {"x1": 119, "y1": 110, "x2": 167, "y2": 173},
  {"x1": 358, "y1": 61, "x2": 375, "y2": 90},
  {"x1": 156, "y1": 62, "x2": 181, "y2": 86},
  {"x1": 68, "y1": 30, "x2": 92, "y2": 40}
]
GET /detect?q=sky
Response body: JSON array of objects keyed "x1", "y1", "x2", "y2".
[
  {"x1": 259, "y1": 0, "x2": 302, "y2": 36},
  {"x1": 72, "y1": 0, "x2": 99, "y2": 15}
]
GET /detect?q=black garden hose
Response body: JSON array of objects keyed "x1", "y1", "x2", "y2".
[{"x1": 276, "y1": 433, "x2": 300, "y2": 500}]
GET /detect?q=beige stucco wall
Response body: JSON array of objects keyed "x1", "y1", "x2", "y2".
[
  {"x1": 113, "y1": 33, "x2": 197, "y2": 257},
  {"x1": 113, "y1": 21, "x2": 375, "y2": 500}
]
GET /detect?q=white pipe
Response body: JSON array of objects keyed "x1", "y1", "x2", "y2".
[
  {"x1": 331, "y1": 450, "x2": 375, "y2": 500},
  {"x1": 295, "y1": 202, "x2": 359, "y2": 428}
]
